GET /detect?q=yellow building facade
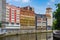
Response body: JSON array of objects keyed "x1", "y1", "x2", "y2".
[{"x1": 20, "y1": 6, "x2": 35, "y2": 29}]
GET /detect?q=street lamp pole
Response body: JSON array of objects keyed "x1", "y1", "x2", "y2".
[
  {"x1": 46, "y1": 18, "x2": 47, "y2": 32},
  {"x1": 35, "y1": 15, "x2": 37, "y2": 30},
  {"x1": 46, "y1": 18, "x2": 48, "y2": 40},
  {"x1": 35, "y1": 15, "x2": 37, "y2": 40}
]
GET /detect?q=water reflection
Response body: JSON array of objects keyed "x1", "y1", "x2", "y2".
[{"x1": 0, "y1": 33, "x2": 53, "y2": 40}]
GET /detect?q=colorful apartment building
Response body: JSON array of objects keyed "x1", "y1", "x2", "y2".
[
  {"x1": 20, "y1": 6, "x2": 35, "y2": 29},
  {"x1": 36, "y1": 7, "x2": 53, "y2": 30},
  {"x1": 2, "y1": 3, "x2": 20, "y2": 30},
  {"x1": 0, "y1": 2, "x2": 53, "y2": 31},
  {"x1": 36, "y1": 14, "x2": 47, "y2": 30}
]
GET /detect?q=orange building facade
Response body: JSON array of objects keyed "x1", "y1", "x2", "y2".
[{"x1": 20, "y1": 6, "x2": 35, "y2": 29}]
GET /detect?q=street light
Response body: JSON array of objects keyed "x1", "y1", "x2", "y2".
[
  {"x1": 46, "y1": 18, "x2": 48, "y2": 40},
  {"x1": 46, "y1": 18, "x2": 47, "y2": 32},
  {"x1": 35, "y1": 14, "x2": 37, "y2": 40},
  {"x1": 35, "y1": 15, "x2": 37, "y2": 30}
]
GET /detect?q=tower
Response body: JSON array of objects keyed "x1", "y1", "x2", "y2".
[{"x1": 46, "y1": 7, "x2": 53, "y2": 29}]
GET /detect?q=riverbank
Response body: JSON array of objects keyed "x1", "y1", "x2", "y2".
[{"x1": 0, "y1": 30, "x2": 53, "y2": 38}]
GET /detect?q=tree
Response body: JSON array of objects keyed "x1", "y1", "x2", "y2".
[{"x1": 53, "y1": 3, "x2": 60, "y2": 30}]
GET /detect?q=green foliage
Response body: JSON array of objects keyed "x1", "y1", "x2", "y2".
[{"x1": 53, "y1": 3, "x2": 60, "y2": 30}]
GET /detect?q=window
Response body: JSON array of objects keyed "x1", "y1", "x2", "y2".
[
  {"x1": 11, "y1": 14, "x2": 14, "y2": 16},
  {"x1": 11, "y1": 10, "x2": 14, "y2": 14},
  {"x1": 6, "y1": 8, "x2": 9, "y2": 11},
  {"x1": 6, "y1": 10, "x2": 9, "y2": 14},
  {"x1": 30, "y1": 7, "x2": 32, "y2": 11},
  {"x1": 42, "y1": 22, "x2": 46, "y2": 26},
  {"x1": 43, "y1": 18, "x2": 46, "y2": 21},
  {"x1": 12, "y1": 15, "x2": 14, "y2": 17},
  {"x1": 37, "y1": 18, "x2": 41, "y2": 20},
  {"x1": 16, "y1": 14, "x2": 20, "y2": 16},
  {"x1": 16, "y1": 23, "x2": 19, "y2": 25},
  {"x1": 6, "y1": 11, "x2": 9, "y2": 13},
  {"x1": 43, "y1": 22, "x2": 46, "y2": 23},
  {"x1": 16, "y1": 18, "x2": 19, "y2": 19},
  {"x1": 11, "y1": 23, "x2": 14, "y2": 25},
  {"x1": 6, "y1": 15, "x2": 9, "y2": 17},
  {"x1": 6, "y1": 13, "x2": 9, "y2": 15},
  {"x1": 6, "y1": 22, "x2": 9, "y2": 24},
  {"x1": 16, "y1": 10, "x2": 20, "y2": 13}
]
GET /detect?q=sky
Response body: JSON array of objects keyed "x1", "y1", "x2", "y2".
[{"x1": 6, "y1": 0, "x2": 60, "y2": 14}]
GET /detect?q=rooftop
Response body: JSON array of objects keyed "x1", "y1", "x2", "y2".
[{"x1": 36, "y1": 14, "x2": 46, "y2": 18}]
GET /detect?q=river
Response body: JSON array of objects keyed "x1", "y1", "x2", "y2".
[{"x1": 0, "y1": 32, "x2": 53, "y2": 40}]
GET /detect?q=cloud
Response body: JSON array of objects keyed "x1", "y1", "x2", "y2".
[
  {"x1": 6, "y1": 0, "x2": 11, "y2": 2},
  {"x1": 12, "y1": 0, "x2": 30, "y2": 3},
  {"x1": 50, "y1": 0, "x2": 55, "y2": 2},
  {"x1": 14, "y1": 0, "x2": 20, "y2": 1},
  {"x1": 21, "y1": 0, "x2": 31, "y2": 3},
  {"x1": 47, "y1": 2, "x2": 51, "y2": 5},
  {"x1": 8, "y1": 0, "x2": 31, "y2": 3},
  {"x1": 12, "y1": 0, "x2": 21, "y2": 2},
  {"x1": 7, "y1": 0, "x2": 31, "y2": 3},
  {"x1": 47, "y1": 0, "x2": 55, "y2": 6}
]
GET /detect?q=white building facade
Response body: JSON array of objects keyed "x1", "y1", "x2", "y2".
[{"x1": 46, "y1": 7, "x2": 53, "y2": 30}]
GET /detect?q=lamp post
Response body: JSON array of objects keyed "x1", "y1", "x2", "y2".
[
  {"x1": 35, "y1": 15, "x2": 37, "y2": 40},
  {"x1": 35, "y1": 15, "x2": 37, "y2": 30},
  {"x1": 46, "y1": 18, "x2": 47, "y2": 32},
  {"x1": 46, "y1": 18, "x2": 48, "y2": 40}
]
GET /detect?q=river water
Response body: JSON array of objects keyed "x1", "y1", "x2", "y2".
[{"x1": 0, "y1": 32, "x2": 53, "y2": 40}]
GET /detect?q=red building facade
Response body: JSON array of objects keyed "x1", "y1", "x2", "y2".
[{"x1": 2, "y1": 3, "x2": 20, "y2": 29}]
